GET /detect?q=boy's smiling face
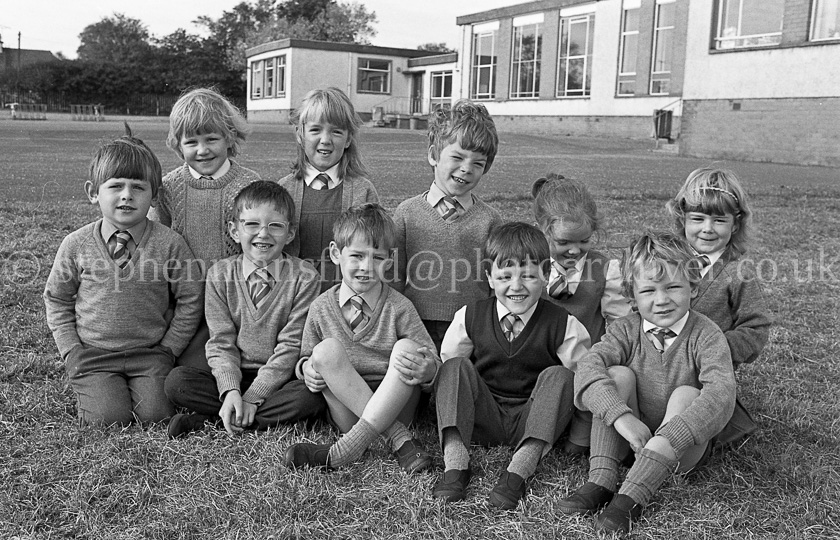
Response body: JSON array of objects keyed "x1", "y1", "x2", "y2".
[
  {"x1": 329, "y1": 234, "x2": 392, "y2": 295},
  {"x1": 632, "y1": 262, "x2": 695, "y2": 328},
  {"x1": 85, "y1": 177, "x2": 154, "y2": 230},
  {"x1": 229, "y1": 203, "x2": 294, "y2": 267},
  {"x1": 486, "y1": 258, "x2": 546, "y2": 316},
  {"x1": 428, "y1": 141, "x2": 488, "y2": 198},
  {"x1": 179, "y1": 131, "x2": 230, "y2": 177}
]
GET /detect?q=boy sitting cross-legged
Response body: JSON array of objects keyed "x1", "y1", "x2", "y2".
[
  {"x1": 165, "y1": 181, "x2": 326, "y2": 437},
  {"x1": 433, "y1": 222, "x2": 591, "y2": 510},
  {"x1": 284, "y1": 203, "x2": 440, "y2": 473},
  {"x1": 557, "y1": 231, "x2": 736, "y2": 535}
]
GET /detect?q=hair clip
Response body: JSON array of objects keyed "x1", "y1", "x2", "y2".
[{"x1": 699, "y1": 186, "x2": 739, "y2": 203}]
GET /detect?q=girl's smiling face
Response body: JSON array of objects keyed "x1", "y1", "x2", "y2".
[
  {"x1": 545, "y1": 220, "x2": 594, "y2": 269},
  {"x1": 300, "y1": 120, "x2": 351, "y2": 172},
  {"x1": 684, "y1": 211, "x2": 736, "y2": 255}
]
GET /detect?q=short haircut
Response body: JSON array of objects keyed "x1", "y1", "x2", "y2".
[
  {"x1": 484, "y1": 222, "x2": 551, "y2": 277},
  {"x1": 233, "y1": 181, "x2": 296, "y2": 225},
  {"x1": 428, "y1": 100, "x2": 499, "y2": 173},
  {"x1": 666, "y1": 167, "x2": 752, "y2": 255},
  {"x1": 166, "y1": 87, "x2": 250, "y2": 159},
  {"x1": 621, "y1": 230, "x2": 701, "y2": 299},
  {"x1": 291, "y1": 87, "x2": 367, "y2": 181},
  {"x1": 532, "y1": 173, "x2": 601, "y2": 234},
  {"x1": 332, "y1": 203, "x2": 397, "y2": 252},
  {"x1": 89, "y1": 122, "x2": 162, "y2": 197}
]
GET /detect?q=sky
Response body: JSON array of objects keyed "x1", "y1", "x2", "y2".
[{"x1": 1, "y1": 0, "x2": 529, "y2": 58}]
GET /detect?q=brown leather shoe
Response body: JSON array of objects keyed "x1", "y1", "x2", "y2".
[
  {"x1": 394, "y1": 439, "x2": 432, "y2": 474},
  {"x1": 594, "y1": 494, "x2": 643, "y2": 534},
  {"x1": 432, "y1": 469, "x2": 472, "y2": 502},
  {"x1": 488, "y1": 471, "x2": 527, "y2": 510},
  {"x1": 283, "y1": 442, "x2": 332, "y2": 470}
]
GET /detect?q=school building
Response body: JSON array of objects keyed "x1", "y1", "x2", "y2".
[{"x1": 245, "y1": 1, "x2": 840, "y2": 167}]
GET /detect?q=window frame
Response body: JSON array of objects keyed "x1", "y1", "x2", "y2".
[
  {"x1": 617, "y1": 3, "x2": 640, "y2": 96},
  {"x1": 650, "y1": 0, "x2": 675, "y2": 96},
  {"x1": 264, "y1": 57, "x2": 275, "y2": 98},
  {"x1": 556, "y1": 12, "x2": 595, "y2": 98},
  {"x1": 251, "y1": 60, "x2": 263, "y2": 99},
  {"x1": 714, "y1": 0, "x2": 784, "y2": 50},
  {"x1": 430, "y1": 70, "x2": 453, "y2": 111},
  {"x1": 510, "y1": 18, "x2": 543, "y2": 99},
  {"x1": 811, "y1": 0, "x2": 840, "y2": 41},
  {"x1": 275, "y1": 55, "x2": 287, "y2": 97},
  {"x1": 357, "y1": 58, "x2": 392, "y2": 95},
  {"x1": 471, "y1": 28, "x2": 498, "y2": 100}
]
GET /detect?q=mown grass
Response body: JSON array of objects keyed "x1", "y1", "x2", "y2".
[{"x1": 1, "y1": 119, "x2": 838, "y2": 539}]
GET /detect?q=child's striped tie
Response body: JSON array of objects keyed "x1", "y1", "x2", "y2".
[
  {"x1": 349, "y1": 295, "x2": 368, "y2": 333},
  {"x1": 648, "y1": 327, "x2": 677, "y2": 352},
  {"x1": 548, "y1": 272, "x2": 569, "y2": 299},
  {"x1": 437, "y1": 196, "x2": 460, "y2": 221},
  {"x1": 248, "y1": 268, "x2": 273, "y2": 308},
  {"x1": 311, "y1": 173, "x2": 330, "y2": 190},
  {"x1": 111, "y1": 230, "x2": 132, "y2": 269},
  {"x1": 502, "y1": 313, "x2": 522, "y2": 342}
]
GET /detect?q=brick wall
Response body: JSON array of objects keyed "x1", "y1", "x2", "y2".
[{"x1": 680, "y1": 98, "x2": 840, "y2": 167}]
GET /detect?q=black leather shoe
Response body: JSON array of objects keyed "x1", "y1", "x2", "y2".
[
  {"x1": 432, "y1": 469, "x2": 471, "y2": 502},
  {"x1": 394, "y1": 439, "x2": 432, "y2": 474},
  {"x1": 283, "y1": 442, "x2": 332, "y2": 470},
  {"x1": 167, "y1": 413, "x2": 212, "y2": 439},
  {"x1": 557, "y1": 482, "x2": 614, "y2": 515},
  {"x1": 594, "y1": 494, "x2": 643, "y2": 534},
  {"x1": 488, "y1": 471, "x2": 527, "y2": 510}
]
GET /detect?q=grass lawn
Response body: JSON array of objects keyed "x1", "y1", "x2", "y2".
[{"x1": 1, "y1": 117, "x2": 838, "y2": 539}]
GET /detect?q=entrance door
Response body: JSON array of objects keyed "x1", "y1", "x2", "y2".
[{"x1": 411, "y1": 73, "x2": 424, "y2": 114}]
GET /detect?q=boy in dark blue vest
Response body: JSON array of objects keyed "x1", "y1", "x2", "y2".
[{"x1": 431, "y1": 222, "x2": 591, "y2": 510}]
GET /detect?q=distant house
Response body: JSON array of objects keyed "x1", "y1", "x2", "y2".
[
  {"x1": 0, "y1": 47, "x2": 60, "y2": 75},
  {"x1": 245, "y1": 39, "x2": 456, "y2": 124}
]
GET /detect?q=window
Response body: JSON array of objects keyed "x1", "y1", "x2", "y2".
[
  {"x1": 510, "y1": 14, "x2": 543, "y2": 99},
  {"x1": 265, "y1": 58, "x2": 274, "y2": 98},
  {"x1": 276, "y1": 55, "x2": 286, "y2": 97},
  {"x1": 358, "y1": 59, "x2": 391, "y2": 94},
  {"x1": 715, "y1": 0, "x2": 784, "y2": 49},
  {"x1": 812, "y1": 0, "x2": 840, "y2": 41},
  {"x1": 471, "y1": 23, "x2": 498, "y2": 100},
  {"x1": 557, "y1": 12, "x2": 595, "y2": 97},
  {"x1": 650, "y1": 0, "x2": 675, "y2": 95},
  {"x1": 430, "y1": 71, "x2": 453, "y2": 111},
  {"x1": 617, "y1": 1, "x2": 640, "y2": 96},
  {"x1": 251, "y1": 61, "x2": 263, "y2": 99}
]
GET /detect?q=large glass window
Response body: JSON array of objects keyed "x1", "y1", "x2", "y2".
[
  {"x1": 251, "y1": 61, "x2": 263, "y2": 99},
  {"x1": 557, "y1": 12, "x2": 595, "y2": 98},
  {"x1": 430, "y1": 71, "x2": 453, "y2": 111},
  {"x1": 617, "y1": 1, "x2": 640, "y2": 96},
  {"x1": 276, "y1": 55, "x2": 286, "y2": 97},
  {"x1": 358, "y1": 59, "x2": 391, "y2": 94},
  {"x1": 812, "y1": 0, "x2": 840, "y2": 41},
  {"x1": 650, "y1": 0, "x2": 675, "y2": 95},
  {"x1": 265, "y1": 58, "x2": 275, "y2": 98},
  {"x1": 510, "y1": 18, "x2": 542, "y2": 99},
  {"x1": 715, "y1": 0, "x2": 784, "y2": 49},
  {"x1": 471, "y1": 27, "x2": 497, "y2": 100}
]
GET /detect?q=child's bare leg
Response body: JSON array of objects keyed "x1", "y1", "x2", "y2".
[{"x1": 310, "y1": 338, "x2": 373, "y2": 432}]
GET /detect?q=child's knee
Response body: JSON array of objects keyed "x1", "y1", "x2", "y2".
[
  {"x1": 668, "y1": 385, "x2": 701, "y2": 409},
  {"x1": 391, "y1": 338, "x2": 422, "y2": 357},
  {"x1": 310, "y1": 338, "x2": 349, "y2": 372}
]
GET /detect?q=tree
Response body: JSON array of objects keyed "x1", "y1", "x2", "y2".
[
  {"x1": 417, "y1": 43, "x2": 455, "y2": 53},
  {"x1": 77, "y1": 14, "x2": 153, "y2": 65}
]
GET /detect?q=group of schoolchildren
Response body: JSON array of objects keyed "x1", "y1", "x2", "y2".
[{"x1": 43, "y1": 85, "x2": 771, "y2": 535}]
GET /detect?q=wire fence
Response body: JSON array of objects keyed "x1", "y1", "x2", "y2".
[{"x1": 1, "y1": 91, "x2": 181, "y2": 116}]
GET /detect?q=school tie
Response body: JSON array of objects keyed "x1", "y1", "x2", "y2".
[
  {"x1": 502, "y1": 313, "x2": 522, "y2": 342},
  {"x1": 648, "y1": 327, "x2": 677, "y2": 352},
  {"x1": 349, "y1": 295, "x2": 368, "y2": 333},
  {"x1": 311, "y1": 173, "x2": 330, "y2": 190},
  {"x1": 111, "y1": 230, "x2": 132, "y2": 269},
  {"x1": 548, "y1": 272, "x2": 570, "y2": 299},
  {"x1": 248, "y1": 268, "x2": 273, "y2": 308},
  {"x1": 437, "y1": 196, "x2": 460, "y2": 221},
  {"x1": 697, "y1": 254, "x2": 711, "y2": 272}
]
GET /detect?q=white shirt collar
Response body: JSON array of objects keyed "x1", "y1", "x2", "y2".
[
  {"x1": 642, "y1": 311, "x2": 690, "y2": 336},
  {"x1": 549, "y1": 253, "x2": 588, "y2": 294},
  {"x1": 188, "y1": 159, "x2": 231, "y2": 180},
  {"x1": 304, "y1": 163, "x2": 343, "y2": 188},
  {"x1": 427, "y1": 181, "x2": 474, "y2": 210},
  {"x1": 496, "y1": 299, "x2": 540, "y2": 327},
  {"x1": 241, "y1": 254, "x2": 285, "y2": 282},
  {"x1": 338, "y1": 280, "x2": 382, "y2": 311}
]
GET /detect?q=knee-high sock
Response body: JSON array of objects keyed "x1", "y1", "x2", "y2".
[
  {"x1": 442, "y1": 427, "x2": 470, "y2": 470},
  {"x1": 507, "y1": 438, "x2": 547, "y2": 479},
  {"x1": 618, "y1": 448, "x2": 678, "y2": 506},
  {"x1": 328, "y1": 418, "x2": 379, "y2": 468},
  {"x1": 587, "y1": 416, "x2": 625, "y2": 491}
]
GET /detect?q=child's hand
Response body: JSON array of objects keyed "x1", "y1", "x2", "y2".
[
  {"x1": 220, "y1": 390, "x2": 255, "y2": 436},
  {"x1": 303, "y1": 360, "x2": 326, "y2": 393},
  {"x1": 393, "y1": 346, "x2": 438, "y2": 386},
  {"x1": 613, "y1": 412, "x2": 652, "y2": 454}
]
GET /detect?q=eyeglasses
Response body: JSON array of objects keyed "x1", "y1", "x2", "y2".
[{"x1": 238, "y1": 220, "x2": 290, "y2": 236}]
